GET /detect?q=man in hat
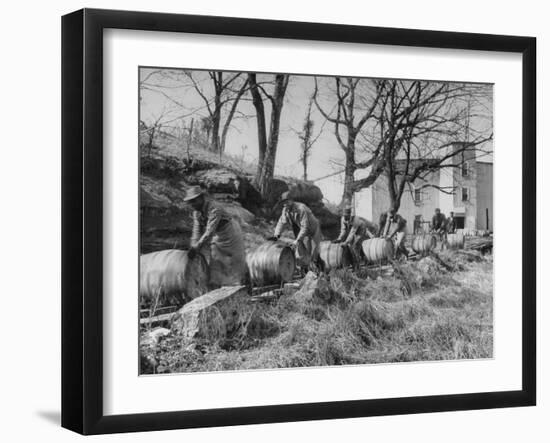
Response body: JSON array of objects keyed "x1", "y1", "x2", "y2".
[
  {"x1": 185, "y1": 186, "x2": 246, "y2": 287},
  {"x1": 378, "y1": 208, "x2": 409, "y2": 259},
  {"x1": 430, "y1": 207, "x2": 447, "y2": 249},
  {"x1": 431, "y1": 208, "x2": 447, "y2": 235},
  {"x1": 268, "y1": 192, "x2": 323, "y2": 271},
  {"x1": 446, "y1": 211, "x2": 457, "y2": 234},
  {"x1": 333, "y1": 207, "x2": 377, "y2": 266}
]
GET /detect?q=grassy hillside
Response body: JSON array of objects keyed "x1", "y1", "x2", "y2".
[{"x1": 139, "y1": 131, "x2": 339, "y2": 253}]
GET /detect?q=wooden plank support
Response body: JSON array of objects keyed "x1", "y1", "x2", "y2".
[
  {"x1": 140, "y1": 312, "x2": 177, "y2": 326},
  {"x1": 251, "y1": 284, "x2": 281, "y2": 295},
  {"x1": 139, "y1": 305, "x2": 178, "y2": 319}
]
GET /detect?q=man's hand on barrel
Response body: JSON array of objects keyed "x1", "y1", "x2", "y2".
[{"x1": 331, "y1": 239, "x2": 342, "y2": 244}]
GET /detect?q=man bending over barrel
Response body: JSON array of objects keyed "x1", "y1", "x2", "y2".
[
  {"x1": 431, "y1": 207, "x2": 447, "y2": 250},
  {"x1": 268, "y1": 192, "x2": 323, "y2": 273},
  {"x1": 446, "y1": 211, "x2": 457, "y2": 234},
  {"x1": 185, "y1": 186, "x2": 247, "y2": 287},
  {"x1": 333, "y1": 207, "x2": 377, "y2": 266},
  {"x1": 378, "y1": 208, "x2": 410, "y2": 259}
]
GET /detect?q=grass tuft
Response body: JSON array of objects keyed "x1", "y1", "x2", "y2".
[{"x1": 141, "y1": 249, "x2": 493, "y2": 374}]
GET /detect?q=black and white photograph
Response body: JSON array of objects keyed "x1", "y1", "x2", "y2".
[
  {"x1": 0, "y1": 0, "x2": 545, "y2": 439},
  {"x1": 138, "y1": 68, "x2": 494, "y2": 374}
]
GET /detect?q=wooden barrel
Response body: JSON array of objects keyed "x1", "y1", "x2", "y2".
[
  {"x1": 361, "y1": 238, "x2": 395, "y2": 263},
  {"x1": 411, "y1": 234, "x2": 437, "y2": 254},
  {"x1": 319, "y1": 241, "x2": 353, "y2": 271},
  {"x1": 246, "y1": 242, "x2": 296, "y2": 286},
  {"x1": 140, "y1": 249, "x2": 209, "y2": 309},
  {"x1": 447, "y1": 233, "x2": 465, "y2": 249}
]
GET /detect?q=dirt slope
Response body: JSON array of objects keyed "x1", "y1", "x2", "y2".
[{"x1": 140, "y1": 132, "x2": 340, "y2": 253}]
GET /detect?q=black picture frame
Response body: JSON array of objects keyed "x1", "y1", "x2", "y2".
[{"x1": 62, "y1": 8, "x2": 536, "y2": 435}]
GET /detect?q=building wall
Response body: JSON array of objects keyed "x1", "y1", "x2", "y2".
[
  {"x1": 315, "y1": 142, "x2": 493, "y2": 234},
  {"x1": 476, "y1": 162, "x2": 494, "y2": 231},
  {"x1": 355, "y1": 186, "x2": 373, "y2": 221},
  {"x1": 452, "y1": 144, "x2": 478, "y2": 230},
  {"x1": 368, "y1": 143, "x2": 493, "y2": 233},
  {"x1": 371, "y1": 170, "x2": 441, "y2": 233},
  {"x1": 314, "y1": 171, "x2": 376, "y2": 222},
  {"x1": 438, "y1": 164, "x2": 455, "y2": 216},
  {"x1": 371, "y1": 178, "x2": 388, "y2": 229}
]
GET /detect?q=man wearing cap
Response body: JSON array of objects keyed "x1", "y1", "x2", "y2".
[
  {"x1": 185, "y1": 186, "x2": 247, "y2": 287},
  {"x1": 431, "y1": 208, "x2": 447, "y2": 235},
  {"x1": 446, "y1": 211, "x2": 457, "y2": 234},
  {"x1": 378, "y1": 208, "x2": 409, "y2": 259},
  {"x1": 268, "y1": 192, "x2": 323, "y2": 271},
  {"x1": 431, "y1": 208, "x2": 447, "y2": 249},
  {"x1": 333, "y1": 207, "x2": 377, "y2": 266}
]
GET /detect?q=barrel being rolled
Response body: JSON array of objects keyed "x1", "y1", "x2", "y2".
[
  {"x1": 246, "y1": 242, "x2": 296, "y2": 286},
  {"x1": 361, "y1": 238, "x2": 395, "y2": 263},
  {"x1": 447, "y1": 233, "x2": 465, "y2": 249},
  {"x1": 411, "y1": 234, "x2": 437, "y2": 255},
  {"x1": 319, "y1": 241, "x2": 353, "y2": 272},
  {"x1": 140, "y1": 249, "x2": 209, "y2": 309}
]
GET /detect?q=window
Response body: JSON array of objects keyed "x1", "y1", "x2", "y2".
[
  {"x1": 462, "y1": 187, "x2": 469, "y2": 202},
  {"x1": 414, "y1": 215, "x2": 422, "y2": 234},
  {"x1": 462, "y1": 162, "x2": 469, "y2": 177},
  {"x1": 414, "y1": 188, "x2": 422, "y2": 203}
]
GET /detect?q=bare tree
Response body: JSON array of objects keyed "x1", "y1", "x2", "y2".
[
  {"x1": 371, "y1": 80, "x2": 493, "y2": 212},
  {"x1": 313, "y1": 77, "x2": 386, "y2": 210},
  {"x1": 140, "y1": 109, "x2": 170, "y2": 157},
  {"x1": 140, "y1": 69, "x2": 249, "y2": 155},
  {"x1": 297, "y1": 95, "x2": 322, "y2": 181},
  {"x1": 248, "y1": 73, "x2": 290, "y2": 198},
  {"x1": 184, "y1": 71, "x2": 249, "y2": 154},
  {"x1": 185, "y1": 118, "x2": 194, "y2": 164}
]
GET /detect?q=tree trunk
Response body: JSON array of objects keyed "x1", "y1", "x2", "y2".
[
  {"x1": 383, "y1": 133, "x2": 400, "y2": 212},
  {"x1": 147, "y1": 126, "x2": 156, "y2": 157},
  {"x1": 211, "y1": 94, "x2": 221, "y2": 153},
  {"x1": 220, "y1": 79, "x2": 248, "y2": 153},
  {"x1": 248, "y1": 74, "x2": 267, "y2": 186},
  {"x1": 341, "y1": 133, "x2": 356, "y2": 211},
  {"x1": 257, "y1": 74, "x2": 288, "y2": 198},
  {"x1": 186, "y1": 118, "x2": 194, "y2": 164},
  {"x1": 300, "y1": 101, "x2": 314, "y2": 182}
]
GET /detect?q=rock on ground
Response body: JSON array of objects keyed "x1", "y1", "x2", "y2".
[
  {"x1": 294, "y1": 271, "x2": 333, "y2": 303},
  {"x1": 141, "y1": 327, "x2": 171, "y2": 347},
  {"x1": 171, "y1": 285, "x2": 252, "y2": 341},
  {"x1": 416, "y1": 256, "x2": 445, "y2": 275}
]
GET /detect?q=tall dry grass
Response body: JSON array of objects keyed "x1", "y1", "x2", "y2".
[{"x1": 142, "y1": 251, "x2": 493, "y2": 374}]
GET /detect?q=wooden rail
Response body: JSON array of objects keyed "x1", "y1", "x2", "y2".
[{"x1": 140, "y1": 312, "x2": 176, "y2": 326}]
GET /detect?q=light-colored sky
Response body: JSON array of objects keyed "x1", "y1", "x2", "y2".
[{"x1": 140, "y1": 68, "x2": 493, "y2": 205}]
